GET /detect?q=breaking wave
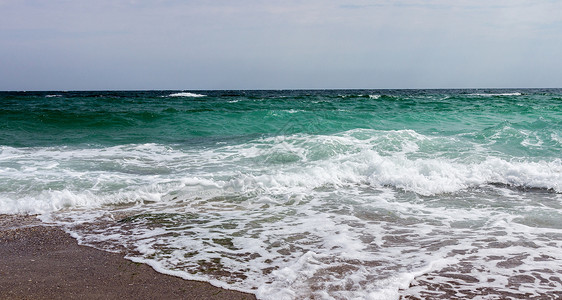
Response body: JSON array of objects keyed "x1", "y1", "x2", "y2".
[{"x1": 166, "y1": 92, "x2": 206, "y2": 97}]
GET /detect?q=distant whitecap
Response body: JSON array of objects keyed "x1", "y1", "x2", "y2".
[
  {"x1": 468, "y1": 92, "x2": 522, "y2": 96},
  {"x1": 166, "y1": 92, "x2": 206, "y2": 97}
]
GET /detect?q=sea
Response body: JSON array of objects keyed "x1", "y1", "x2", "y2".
[{"x1": 1, "y1": 89, "x2": 561, "y2": 299}]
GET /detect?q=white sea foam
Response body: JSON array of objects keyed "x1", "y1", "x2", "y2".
[
  {"x1": 468, "y1": 92, "x2": 522, "y2": 96},
  {"x1": 45, "y1": 94, "x2": 62, "y2": 98},
  {"x1": 53, "y1": 173, "x2": 562, "y2": 299},
  {"x1": 166, "y1": 92, "x2": 206, "y2": 97},
  {"x1": 369, "y1": 94, "x2": 381, "y2": 99}
]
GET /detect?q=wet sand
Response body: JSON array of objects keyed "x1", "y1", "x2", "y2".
[{"x1": 0, "y1": 215, "x2": 256, "y2": 300}]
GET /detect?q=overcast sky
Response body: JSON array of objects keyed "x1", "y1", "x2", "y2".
[{"x1": 1, "y1": 0, "x2": 561, "y2": 90}]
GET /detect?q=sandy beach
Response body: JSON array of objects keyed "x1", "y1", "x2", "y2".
[{"x1": 0, "y1": 214, "x2": 256, "y2": 300}]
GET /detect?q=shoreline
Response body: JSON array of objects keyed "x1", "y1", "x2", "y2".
[{"x1": 0, "y1": 214, "x2": 256, "y2": 300}]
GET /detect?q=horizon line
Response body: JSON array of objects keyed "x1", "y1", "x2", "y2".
[{"x1": 1, "y1": 87, "x2": 560, "y2": 93}]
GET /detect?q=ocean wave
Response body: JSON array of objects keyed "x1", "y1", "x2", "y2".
[
  {"x1": 166, "y1": 92, "x2": 206, "y2": 97},
  {"x1": 217, "y1": 155, "x2": 561, "y2": 196},
  {"x1": 468, "y1": 92, "x2": 522, "y2": 96},
  {"x1": 337, "y1": 94, "x2": 383, "y2": 100},
  {"x1": 1, "y1": 129, "x2": 560, "y2": 215},
  {"x1": 0, "y1": 189, "x2": 165, "y2": 215}
]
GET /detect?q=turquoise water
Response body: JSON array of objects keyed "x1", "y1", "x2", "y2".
[{"x1": 1, "y1": 89, "x2": 561, "y2": 298}]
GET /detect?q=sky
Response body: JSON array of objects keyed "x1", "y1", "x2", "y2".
[{"x1": 1, "y1": 0, "x2": 561, "y2": 90}]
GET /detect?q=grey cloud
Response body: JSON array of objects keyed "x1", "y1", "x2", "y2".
[{"x1": 1, "y1": 0, "x2": 561, "y2": 90}]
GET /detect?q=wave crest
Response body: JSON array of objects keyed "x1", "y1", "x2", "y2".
[
  {"x1": 166, "y1": 92, "x2": 206, "y2": 97},
  {"x1": 468, "y1": 92, "x2": 522, "y2": 96}
]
